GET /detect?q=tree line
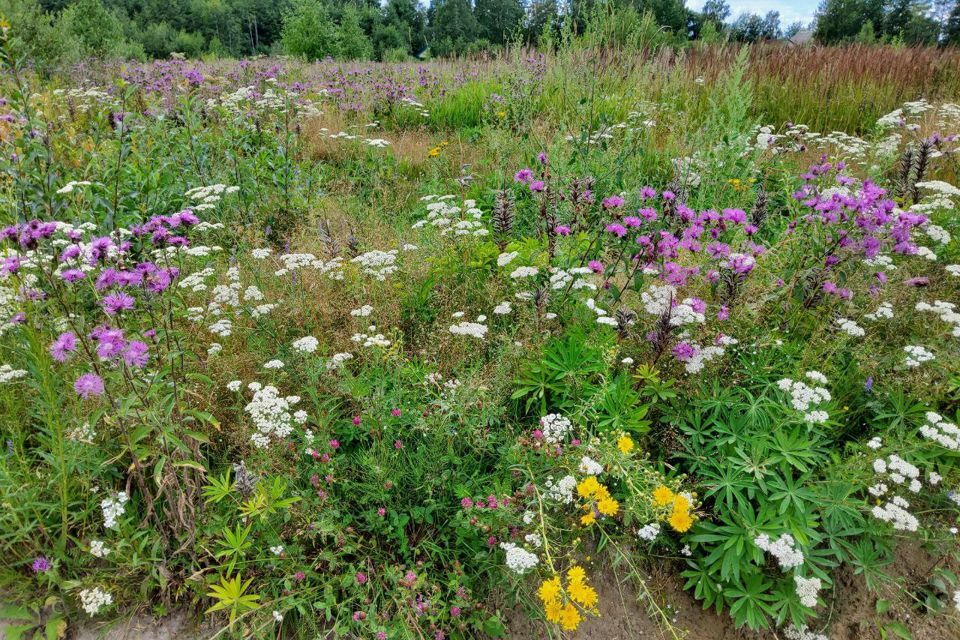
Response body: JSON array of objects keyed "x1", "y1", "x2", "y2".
[{"x1": 0, "y1": 0, "x2": 958, "y2": 68}]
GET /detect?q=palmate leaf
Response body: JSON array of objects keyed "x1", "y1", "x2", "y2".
[
  {"x1": 201, "y1": 468, "x2": 234, "y2": 504},
  {"x1": 726, "y1": 573, "x2": 776, "y2": 630},
  {"x1": 206, "y1": 574, "x2": 260, "y2": 624}
]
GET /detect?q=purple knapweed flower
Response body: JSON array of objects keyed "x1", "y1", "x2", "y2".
[
  {"x1": 50, "y1": 332, "x2": 78, "y2": 362},
  {"x1": 74, "y1": 373, "x2": 105, "y2": 399}
]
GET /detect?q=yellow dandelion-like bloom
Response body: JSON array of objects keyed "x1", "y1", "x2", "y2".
[
  {"x1": 559, "y1": 602, "x2": 583, "y2": 631},
  {"x1": 593, "y1": 484, "x2": 612, "y2": 501},
  {"x1": 544, "y1": 599, "x2": 564, "y2": 623},
  {"x1": 428, "y1": 147, "x2": 441, "y2": 157},
  {"x1": 672, "y1": 493, "x2": 691, "y2": 513},
  {"x1": 568, "y1": 581, "x2": 598, "y2": 609},
  {"x1": 580, "y1": 511, "x2": 596, "y2": 526},
  {"x1": 597, "y1": 497, "x2": 620, "y2": 517},
  {"x1": 538, "y1": 576, "x2": 561, "y2": 604},
  {"x1": 652, "y1": 485, "x2": 674, "y2": 506},
  {"x1": 577, "y1": 476, "x2": 600, "y2": 498},
  {"x1": 617, "y1": 435, "x2": 634, "y2": 454},
  {"x1": 567, "y1": 565, "x2": 586, "y2": 585},
  {"x1": 669, "y1": 509, "x2": 694, "y2": 533}
]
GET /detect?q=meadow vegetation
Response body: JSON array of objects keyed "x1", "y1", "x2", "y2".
[{"x1": 1, "y1": 17, "x2": 960, "y2": 640}]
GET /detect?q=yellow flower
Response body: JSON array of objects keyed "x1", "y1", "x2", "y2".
[
  {"x1": 566, "y1": 565, "x2": 586, "y2": 586},
  {"x1": 544, "y1": 599, "x2": 564, "y2": 623},
  {"x1": 559, "y1": 602, "x2": 583, "y2": 631},
  {"x1": 597, "y1": 497, "x2": 620, "y2": 517},
  {"x1": 497, "y1": 110, "x2": 507, "y2": 119},
  {"x1": 428, "y1": 147, "x2": 441, "y2": 157},
  {"x1": 669, "y1": 509, "x2": 694, "y2": 533},
  {"x1": 577, "y1": 476, "x2": 600, "y2": 498},
  {"x1": 672, "y1": 494, "x2": 691, "y2": 514},
  {"x1": 617, "y1": 435, "x2": 634, "y2": 454},
  {"x1": 580, "y1": 511, "x2": 596, "y2": 526},
  {"x1": 568, "y1": 581, "x2": 598, "y2": 609},
  {"x1": 652, "y1": 485, "x2": 674, "y2": 506},
  {"x1": 538, "y1": 576, "x2": 561, "y2": 604}
]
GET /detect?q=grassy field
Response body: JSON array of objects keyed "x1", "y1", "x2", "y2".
[{"x1": 1, "y1": 33, "x2": 960, "y2": 640}]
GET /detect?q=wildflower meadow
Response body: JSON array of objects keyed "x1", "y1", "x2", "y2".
[{"x1": 2, "y1": 15, "x2": 960, "y2": 640}]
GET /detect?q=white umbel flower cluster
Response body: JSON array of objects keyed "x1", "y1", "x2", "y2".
[
  {"x1": 89, "y1": 540, "x2": 110, "y2": 558},
  {"x1": 754, "y1": 533, "x2": 804, "y2": 569},
  {"x1": 327, "y1": 352, "x2": 354, "y2": 370},
  {"x1": 836, "y1": 317, "x2": 865, "y2": 337},
  {"x1": 79, "y1": 587, "x2": 113, "y2": 616},
  {"x1": 0, "y1": 364, "x2": 28, "y2": 383},
  {"x1": 776, "y1": 372, "x2": 831, "y2": 424},
  {"x1": 916, "y1": 300, "x2": 960, "y2": 338},
  {"x1": 101, "y1": 492, "x2": 128, "y2": 529},
  {"x1": 904, "y1": 345, "x2": 935, "y2": 367},
  {"x1": 637, "y1": 523, "x2": 660, "y2": 541},
  {"x1": 794, "y1": 575, "x2": 821, "y2": 608},
  {"x1": 499, "y1": 542, "x2": 539, "y2": 574},
  {"x1": 544, "y1": 475, "x2": 577, "y2": 504},
  {"x1": 871, "y1": 495, "x2": 919, "y2": 532},
  {"x1": 449, "y1": 315, "x2": 489, "y2": 339},
  {"x1": 784, "y1": 625, "x2": 827, "y2": 640},
  {"x1": 578, "y1": 456, "x2": 603, "y2": 476},
  {"x1": 351, "y1": 250, "x2": 399, "y2": 281},
  {"x1": 864, "y1": 302, "x2": 894, "y2": 321},
  {"x1": 412, "y1": 196, "x2": 488, "y2": 237},
  {"x1": 920, "y1": 411, "x2": 960, "y2": 450},
  {"x1": 245, "y1": 384, "x2": 300, "y2": 448},
  {"x1": 539, "y1": 414, "x2": 573, "y2": 444},
  {"x1": 351, "y1": 326, "x2": 391, "y2": 348},
  {"x1": 292, "y1": 336, "x2": 319, "y2": 354}
]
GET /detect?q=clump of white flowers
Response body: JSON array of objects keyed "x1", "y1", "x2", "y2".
[
  {"x1": 493, "y1": 301, "x2": 512, "y2": 315},
  {"x1": 784, "y1": 625, "x2": 827, "y2": 640},
  {"x1": 89, "y1": 540, "x2": 110, "y2": 558},
  {"x1": 871, "y1": 495, "x2": 919, "y2": 532},
  {"x1": 0, "y1": 364, "x2": 29, "y2": 383},
  {"x1": 904, "y1": 344, "x2": 935, "y2": 367},
  {"x1": 864, "y1": 302, "x2": 893, "y2": 321},
  {"x1": 351, "y1": 326, "x2": 391, "y2": 348},
  {"x1": 499, "y1": 542, "x2": 539, "y2": 574},
  {"x1": 637, "y1": 523, "x2": 660, "y2": 541},
  {"x1": 292, "y1": 336, "x2": 319, "y2": 354},
  {"x1": 539, "y1": 414, "x2": 573, "y2": 444},
  {"x1": 227, "y1": 380, "x2": 242, "y2": 392},
  {"x1": 327, "y1": 352, "x2": 354, "y2": 370},
  {"x1": 754, "y1": 533, "x2": 804, "y2": 569},
  {"x1": 79, "y1": 587, "x2": 113, "y2": 616},
  {"x1": 412, "y1": 195, "x2": 488, "y2": 237},
  {"x1": 449, "y1": 314, "x2": 488, "y2": 339},
  {"x1": 872, "y1": 454, "x2": 922, "y2": 493},
  {"x1": 915, "y1": 300, "x2": 960, "y2": 338},
  {"x1": 776, "y1": 372, "x2": 831, "y2": 424},
  {"x1": 919, "y1": 411, "x2": 960, "y2": 450},
  {"x1": 578, "y1": 456, "x2": 603, "y2": 476},
  {"x1": 101, "y1": 492, "x2": 128, "y2": 529},
  {"x1": 351, "y1": 250, "x2": 399, "y2": 281},
  {"x1": 509, "y1": 265, "x2": 539, "y2": 279},
  {"x1": 544, "y1": 475, "x2": 577, "y2": 504},
  {"x1": 836, "y1": 317, "x2": 865, "y2": 337},
  {"x1": 263, "y1": 359, "x2": 284, "y2": 370},
  {"x1": 245, "y1": 384, "x2": 300, "y2": 448},
  {"x1": 794, "y1": 575, "x2": 821, "y2": 608},
  {"x1": 350, "y1": 305, "x2": 374, "y2": 317}
]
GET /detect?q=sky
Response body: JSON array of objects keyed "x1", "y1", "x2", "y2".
[{"x1": 686, "y1": 0, "x2": 821, "y2": 28}]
